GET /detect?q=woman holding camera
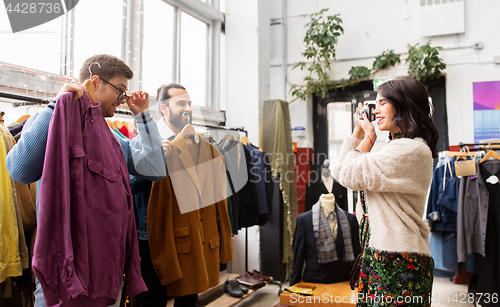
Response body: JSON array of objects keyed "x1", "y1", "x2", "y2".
[{"x1": 332, "y1": 77, "x2": 439, "y2": 306}]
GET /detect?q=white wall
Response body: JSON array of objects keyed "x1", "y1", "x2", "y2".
[
  {"x1": 225, "y1": 0, "x2": 272, "y2": 275},
  {"x1": 267, "y1": 0, "x2": 500, "y2": 146},
  {"x1": 226, "y1": 0, "x2": 500, "y2": 277}
]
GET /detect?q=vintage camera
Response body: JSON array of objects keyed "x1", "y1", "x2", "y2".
[{"x1": 358, "y1": 103, "x2": 376, "y2": 121}]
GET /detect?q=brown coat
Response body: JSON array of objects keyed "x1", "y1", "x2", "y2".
[{"x1": 147, "y1": 134, "x2": 233, "y2": 297}]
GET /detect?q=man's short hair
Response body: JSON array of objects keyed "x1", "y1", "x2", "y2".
[
  {"x1": 78, "y1": 54, "x2": 133, "y2": 83},
  {"x1": 157, "y1": 83, "x2": 186, "y2": 115}
]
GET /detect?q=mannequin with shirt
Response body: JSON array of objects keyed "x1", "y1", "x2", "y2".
[
  {"x1": 322, "y1": 163, "x2": 334, "y2": 194},
  {"x1": 305, "y1": 160, "x2": 348, "y2": 212},
  {"x1": 290, "y1": 193, "x2": 361, "y2": 286}
]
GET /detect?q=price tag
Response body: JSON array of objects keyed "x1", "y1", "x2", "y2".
[{"x1": 486, "y1": 175, "x2": 499, "y2": 184}]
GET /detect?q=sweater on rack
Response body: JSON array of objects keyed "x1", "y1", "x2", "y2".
[{"x1": 331, "y1": 136, "x2": 433, "y2": 256}]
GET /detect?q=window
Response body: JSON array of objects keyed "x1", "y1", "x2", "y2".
[
  {"x1": 143, "y1": 1, "x2": 175, "y2": 95},
  {"x1": 73, "y1": 0, "x2": 123, "y2": 78},
  {"x1": 0, "y1": 16, "x2": 62, "y2": 74},
  {"x1": 180, "y1": 12, "x2": 208, "y2": 107},
  {"x1": 1, "y1": 0, "x2": 224, "y2": 114}
]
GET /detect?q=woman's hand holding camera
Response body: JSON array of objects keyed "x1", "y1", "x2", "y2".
[{"x1": 353, "y1": 103, "x2": 377, "y2": 152}]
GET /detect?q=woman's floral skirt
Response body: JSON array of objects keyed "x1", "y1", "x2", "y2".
[{"x1": 356, "y1": 248, "x2": 434, "y2": 307}]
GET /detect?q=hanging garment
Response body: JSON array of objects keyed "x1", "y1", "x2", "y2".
[
  {"x1": 475, "y1": 163, "x2": 500, "y2": 305},
  {"x1": 259, "y1": 99, "x2": 298, "y2": 269},
  {"x1": 427, "y1": 156, "x2": 461, "y2": 232},
  {"x1": 236, "y1": 144, "x2": 259, "y2": 228},
  {"x1": 1, "y1": 125, "x2": 30, "y2": 271},
  {"x1": 244, "y1": 143, "x2": 271, "y2": 225},
  {"x1": 290, "y1": 204, "x2": 360, "y2": 286},
  {"x1": 204, "y1": 137, "x2": 243, "y2": 235},
  {"x1": 147, "y1": 135, "x2": 233, "y2": 297},
  {"x1": 33, "y1": 92, "x2": 146, "y2": 306},
  {"x1": 0, "y1": 129, "x2": 22, "y2": 283},
  {"x1": 294, "y1": 147, "x2": 313, "y2": 214},
  {"x1": 1, "y1": 124, "x2": 37, "y2": 231},
  {"x1": 119, "y1": 125, "x2": 130, "y2": 139},
  {"x1": 457, "y1": 158, "x2": 499, "y2": 261}
]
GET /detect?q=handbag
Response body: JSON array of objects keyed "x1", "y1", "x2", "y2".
[
  {"x1": 454, "y1": 146, "x2": 476, "y2": 177},
  {"x1": 349, "y1": 212, "x2": 369, "y2": 290}
]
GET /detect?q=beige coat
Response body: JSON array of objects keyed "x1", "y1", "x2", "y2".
[
  {"x1": 332, "y1": 136, "x2": 432, "y2": 255},
  {"x1": 148, "y1": 134, "x2": 233, "y2": 297}
]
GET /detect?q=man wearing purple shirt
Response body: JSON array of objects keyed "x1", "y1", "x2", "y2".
[{"x1": 6, "y1": 54, "x2": 166, "y2": 307}]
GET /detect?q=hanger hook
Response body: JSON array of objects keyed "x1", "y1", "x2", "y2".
[{"x1": 88, "y1": 62, "x2": 101, "y2": 80}]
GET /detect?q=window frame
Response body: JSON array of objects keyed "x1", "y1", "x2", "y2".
[{"x1": 61, "y1": 0, "x2": 223, "y2": 111}]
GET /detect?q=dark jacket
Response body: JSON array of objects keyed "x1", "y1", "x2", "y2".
[
  {"x1": 457, "y1": 159, "x2": 499, "y2": 262},
  {"x1": 305, "y1": 178, "x2": 348, "y2": 212},
  {"x1": 290, "y1": 209, "x2": 361, "y2": 286}
]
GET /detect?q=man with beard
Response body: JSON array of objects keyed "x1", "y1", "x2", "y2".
[
  {"x1": 131, "y1": 83, "x2": 199, "y2": 307},
  {"x1": 157, "y1": 83, "x2": 193, "y2": 143}
]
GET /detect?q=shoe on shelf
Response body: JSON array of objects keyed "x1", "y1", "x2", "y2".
[
  {"x1": 224, "y1": 278, "x2": 243, "y2": 298},
  {"x1": 235, "y1": 280, "x2": 249, "y2": 294},
  {"x1": 250, "y1": 270, "x2": 273, "y2": 282}
]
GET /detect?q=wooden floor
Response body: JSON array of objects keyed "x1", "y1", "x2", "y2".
[{"x1": 167, "y1": 273, "x2": 260, "y2": 307}]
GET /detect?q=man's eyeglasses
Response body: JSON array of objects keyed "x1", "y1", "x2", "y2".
[{"x1": 100, "y1": 78, "x2": 130, "y2": 103}]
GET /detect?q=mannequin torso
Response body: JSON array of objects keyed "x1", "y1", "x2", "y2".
[
  {"x1": 319, "y1": 193, "x2": 335, "y2": 211},
  {"x1": 322, "y1": 174, "x2": 334, "y2": 193}
]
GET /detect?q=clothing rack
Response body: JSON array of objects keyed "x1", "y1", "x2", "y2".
[
  {"x1": 1, "y1": 91, "x2": 134, "y2": 117},
  {"x1": 191, "y1": 122, "x2": 248, "y2": 136},
  {"x1": 192, "y1": 122, "x2": 253, "y2": 274},
  {"x1": 114, "y1": 109, "x2": 134, "y2": 116},
  {"x1": 0, "y1": 91, "x2": 52, "y2": 107},
  {"x1": 457, "y1": 142, "x2": 500, "y2": 151}
]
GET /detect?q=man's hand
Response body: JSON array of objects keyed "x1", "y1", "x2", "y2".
[
  {"x1": 126, "y1": 91, "x2": 150, "y2": 115},
  {"x1": 57, "y1": 82, "x2": 86, "y2": 100},
  {"x1": 162, "y1": 140, "x2": 172, "y2": 156}
]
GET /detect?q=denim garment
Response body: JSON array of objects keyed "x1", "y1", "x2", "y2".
[{"x1": 427, "y1": 156, "x2": 460, "y2": 231}]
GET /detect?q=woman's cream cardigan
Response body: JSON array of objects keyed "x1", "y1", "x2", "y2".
[{"x1": 331, "y1": 136, "x2": 432, "y2": 256}]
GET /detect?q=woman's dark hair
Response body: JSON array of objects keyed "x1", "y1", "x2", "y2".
[
  {"x1": 378, "y1": 77, "x2": 439, "y2": 158},
  {"x1": 156, "y1": 83, "x2": 186, "y2": 115}
]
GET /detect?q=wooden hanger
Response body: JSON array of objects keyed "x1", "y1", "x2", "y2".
[
  {"x1": 181, "y1": 124, "x2": 196, "y2": 137},
  {"x1": 16, "y1": 114, "x2": 30, "y2": 124},
  {"x1": 173, "y1": 124, "x2": 197, "y2": 143},
  {"x1": 106, "y1": 120, "x2": 113, "y2": 129},
  {"x1": 124, "y1": 121, "x2": 136, "y2": 132},
  {"x1": 448, "y1": 151, "x2": 475, "y2": 157},
  {"x1": 113, "y1": 120, "x2": 124, "y2": 130},
  {"x1": 479, "y1": 150, "x2": 500, "y2": 164},
  {"x1": 240, "y1": 136, "x2": 249, "y2": 145}
]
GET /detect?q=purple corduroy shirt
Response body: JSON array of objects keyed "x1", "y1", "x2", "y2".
[{"x1": 32, "y1": 92, "x2": 147, "y2": 307}]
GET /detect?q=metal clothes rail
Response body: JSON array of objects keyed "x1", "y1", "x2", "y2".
[
  {"x1": 1, "y1": 91, "x2": 134, "y2": 116},
  {"x1": 0, "y1": 91, "x2": 52, "y2": 107},
  {"x1": 458, "y1": 142, "x2": 500, "y2": 151}
]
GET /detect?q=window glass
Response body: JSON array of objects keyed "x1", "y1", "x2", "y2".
[
  {"x1": 220, "y1": 31, "x2": 226, "y2": 110},
  {"x1": 180, "y1": 12, "x2": 208, "y2": 107},
  {"x1": 0, "y1": 13, "x2": 62, "y2": 74},
  {"x1": 73, "y1": 0, "x2": 122, "y2": 78},
  {"x1": 219, "y1": 0, "x2": 225, "y2": 13},
  {"x1": 143, "y1": 1, "x2": 174, "y2": 96}
]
